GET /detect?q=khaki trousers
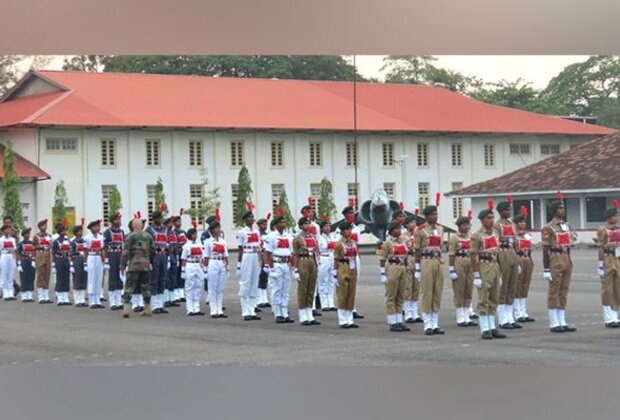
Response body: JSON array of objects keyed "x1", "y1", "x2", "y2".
[
  {"x1": 515, "y1": 257, "x2": 533, "y2": 298},
  {"x1": 477, "y1": 261, "x2": 500, "y2": 315},
  {"x1": 404, "y1": 255, "x2": 419, "y2": 301},
  {"x1": 547, "y1": 254, "x2": 572, "y2": 309},
  {"x1": 419, "y1": 259, "x2": 443, "y2": 313},
  {"x1": 385, "y1": 263, "x2": 406, "y2": 315},
  {"x1": 35, "y1": 252, "x2": 52, "y2": 288},
  {"x1": 336, "y1": 265, "x2": 357, "y2": 311},
  {"x1": 602, "y1": 255, "x2": 620, "y2": 309},
  {"x1": 498, "y1": 250, "x2": 519, "y2": 305},
  {"x1": 297, "y1": 258, "x2": 317, "y2": 309},
  {"x1": 453, "y1": 256, "x2": 472, "y2": 308}
]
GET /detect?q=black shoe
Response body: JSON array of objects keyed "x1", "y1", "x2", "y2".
[
  {"x1": 257, "y1": 303, "x2": 267, "y2": 308},
  {"x1": 310, "y1": 319, "x2": 321, "y2": 325},
  {"x1": 481, "y1": 331, "x2": 493, "y2": 340},
  {"x1": 457, "y1": 322, "x2": 469, "y2": 327},
  {"x1": 330, "y1": 307, "x2": 338, "y2": 312},
  {"x1": 243, "y1": 315, "x2": 254, "y2": 321},
  {"x1": 511, "y1": 322, "x2": 523, "y2": 329},
  {"x1": 516, "y1": 317, "x2": 527, "y2": 323},
  {"x1": 44, "y1": 300, "x2": 53, "y2": 304},
  {"x1": 469, "y1": 314, "x2": 479, "y2": 319},
  {"x1": 340, "y1": 324, "x2": 351, "y2": 329},
  {"x1": 301, "y1": 320, "x2": 312, "y2": 326},
  {"x1": 101, "y1": 297, "x2": 107, "y2": 302},
  {"x1": 133, "y1": 307, "x2": 142, "y2": 312},
  {"x1": 322, "y1": 307, "x2": 331, "y2": 312},
  {"x1": 160, "y1": 308, "x2": 169, "y2": 314},
  {"x1": 164, "y1": 301, "x2": 172, "y2": 307},
  {"x1": 179, "y1": 298, "x2": 186, "y2": 302},
  {"x1": 499, "y1": 323, "x2": 514, "y2": 330},
  {"x1": 550, "y1": 326, "x2": 565, "y2": 333},
  {"x1": 562, "y1": 325, "x2": 577, "y2": 332},
  {"x1": 605, "y1": 322, "x2": 620, "y2": 328},
  {"x1": 89, "y1": 305, "x2": 99, "y2": 309},
  {"x1": 405, "y1": 317, "x2": 415, "y2": 324},
  {"x1": 254, "y1": 307, "x2": 262, "y2": 313},
  {"x1": 252, "y1": 315, "x2": 261, "y2": 320},
  {"x1": 390, "y1": 324, "x2": 404, "y2": 332},
  {"x1": 353, "y1": 312, "x2": 365, "y2": 319},
  {"x1": 169, "y1": 302, "x2": 180, "y2": 307},
  {"x1": 491, "y1": 329, "x2": 506, "y2": 338},
  {"x1": 413, "y1": 317, "x2": 424, "y2": 323},
  {"x1": 399, "y1": 323, "x2": 411, "y2": 331},
  {"x1": 23, "y1": 299, "x2": 34, "y2": 303},
  {"x1": 152, "y1": 308, "x2": 162, "y2": 314},
  {"x1": 433, "y1": 328, "x2": 445, "y2": 335},
  {"x1": 4, "y1": 297, "x2": 16, "y2": 301},
  {"x1": 264, "y1": 303, "x2": 272, "y2": 308},
  {"x1": 312, "y1": 310, "x2": 322, "y2": 317},
  {"x1": 222, "y1": 306, "x2": 226, "y2": 311},
  {"x1": 211, "y1": 314, "x2": 220, "y2": 319},
  {"x1": 424, "y1": 328, "x2": 434, "y2": 335},
  {"x1": 348, "y1": 323, "x2": 359, "y2": 328},
  {"x1": 218, "y1": 313, "x2": 228, "y2": 318},
  {"x1": 187, "y1": 312, "x2": 196, "y2": 317},
  {"x1": 284, "y1": 317, "x2": 295, "y2": 323},
  {"x1": 196, "y1": 311, "x2": 205, "y2": 316},
  {"x1": 467, "y1": 321, "x2": 478, "y2": 327},
  {"x1": 276, "y1": 316, "x2": 286, "y2": 324},
  {"x1": 524, "y1": 316, "x2": 536, "y2": 322}
]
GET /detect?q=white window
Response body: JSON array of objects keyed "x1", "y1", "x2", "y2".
[
  {"x1": 452, "y1": 182, "x2": 464, "y2": 219},
  {"x1": 231, "y1": 184, "x2": 239, "y2": 216},
  {"x1": 382, "y1": 143, "x2": 395, "y2": 167},
  {"x1": 231, "y1": 141, "x2": 244, "y2": 167},
  {"x1": 189, "y1": 140, "x2": 203, "y2": 167},
  {"x1": 46, "y1": 137, "x2": 77, "y2": 152},
  {"x1": 417, "y1": 143, "x2": 429, "y2": 167},
  {"x1": 21, "y1": 203, "x2": 29, "y2": 223},
  {"x1": 271, "y1": 184, "x2": 285, "y2": 211},
  {"x1": 146, "y1": 185, "x2": 156, "y2": 224},
  {"x1": 541, "y1": 144, "x2": 561, "y2": 155},
  {"x1": 509, "y1": 143, "x2": 530, "y2": 155},
  {"x1": 451, "y1": 143, "x2": 462, "y2": 167},
  {"x1": 271, "y1": 141, "x2": 284, "y2": 167},
  {"x1": 310, "y1": 183, "x2": 321, "y2": 214},
  {"x1": 100, "y1": 138, "x2": 116, "y2": 167},
  {"x1": 189, "y1": 184, "x2": 204, "y2": 222},
  {"x1": 346, "y1": 142, "x2": 357, "y2": 167},
  {"x1": 383, "y1": 182, "x2": 396, "y2": 199},
  {"x1": 101, "y1": 185, "x2": 116, "y2": 227},
  {"x1": 484, "y1": 144, "x2": 495, "y2": 167},
  {"x1": 347, "y1": 183, "x2": 359, "y2": 205},
  {"x1": 145, "y1": 139, "x2": 160, "y2": 167},
  {"x1": 309, "y1": 142, "x2": 322, "y2": 167},
  {"x1": 418, "y1": 182, "x2": 430, "y2": 209}
]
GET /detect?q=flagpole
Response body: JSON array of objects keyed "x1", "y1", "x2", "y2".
[{"x1": 353, "y1": 55, "x2": 359, "y2": 211}]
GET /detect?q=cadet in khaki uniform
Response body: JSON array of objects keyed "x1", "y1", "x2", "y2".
[
  {"x1": 471, "y1": 201, "x2": 506, "y2": 340},
  {"x1": 121, "y1": 218, "x2": 155, "y2": 318},
  {"x1": 413, "y1": 205, "x2": 445, "y2": 335},
  {"x1": 33, "y1": 219, "x2": 53, "y2": 304},
  {"x1": 292, "y1": 217, "x2": 320, "y2": 326},
  {"x1": 332, "y1": 220, "x2": 359, "y2": 329},
  {"x1": 596, "y1": 200, "x2": 620, "y2": 328},
  {"x1": 513, "y1": 207, "x2": 535, "y2": 323},
  {"x1": 403, "y1": 214, "x2": 422, "y2": 324},
  {"x1": 448, "y1": 214, "x2": 477, "y2": 327},
  {"x1": 494, "y1": 199, "x2": 522, "y2": 330},
  {"x1": 379, "y1": 222, "x2": 410, "y2": 332},
  {"x1": 541, "y1": 194, "x2": 577, "y2": 333}
]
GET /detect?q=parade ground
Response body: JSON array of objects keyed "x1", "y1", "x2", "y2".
[{"x1": 1, "y1": 248, "x2": 618, "y2": 366}]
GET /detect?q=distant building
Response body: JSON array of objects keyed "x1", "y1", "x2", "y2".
[{"x1": 0, "y1": 70, "x2": 615, "y2": 242}]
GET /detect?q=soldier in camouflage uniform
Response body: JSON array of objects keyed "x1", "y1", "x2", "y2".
[{"x1": 121, "y1": 218, "x2": 155, "y2": 318}]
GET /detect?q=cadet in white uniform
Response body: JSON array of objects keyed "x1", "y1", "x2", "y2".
[
  {"x1": 204, "y1": 220, "x2": 230, "y2": 318},
  {"x1": 0, "y1": 224, "x2": 17, "y2": 300},
  {"x1": 180, "y1": 224, "x2": 206, "y2": 316},
  {"x1": 236, "y1": 205, "x2": 262, "y2": 321},
  {"x1": 84, "y1": 219, "x2": 105, "y2": 309},
  {"x1": 265, "y1": 215, "x2": 295, "y2": 324}
]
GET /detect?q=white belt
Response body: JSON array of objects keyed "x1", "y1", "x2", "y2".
[{"x1": 1, "y1": 250, "x2": 15, "y2": 254}]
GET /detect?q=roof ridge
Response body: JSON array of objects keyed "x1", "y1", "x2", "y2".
[{"x1": 23, "y1": 90, "x2": 73, "y2": 124}]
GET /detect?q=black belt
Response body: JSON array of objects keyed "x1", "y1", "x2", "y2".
[
  {"x1": 499, "y1": 244, "x2": 514, "y2": 250},
  {"x1": 421, "y1": 250, "x2": 441, "y2": 259},
  {"x1": 455, "y1": 251, "x2": 469, "y2": 258},
  {"x1": 550, "y1": 247, "x2": 570, "y2": 254},
  {"x1": 273, "y1": 256, "x2": 290, "y2": 263},
  {"x1": 338, "y1": 258, "x2": 353, "y2": 263},
  {"x1": 479, "y1": 255, "x2": 496, "y2": 262},
  {"x1": 517, "y1": 250, "x2": 531, "y2": 257},
  {"x1": 604, "y1": 249, "x2": 619, "y2": 256},
  {"x1": 388, "y1": 258, "x2": 406, "y2": 265}
]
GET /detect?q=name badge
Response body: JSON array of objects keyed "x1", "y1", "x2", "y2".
[
  {"x1": 560, "y1": 224, "x2": 569, "y2": 232},
  {"x1": 524, "y1": 233, "x2": 532, "y2": 241},
  {"x1": 433, "y1": 229, "x2": 438, "y2": 236},
  {"x1": 508, "y1": 237, "x2": 514, "y2": 245}
]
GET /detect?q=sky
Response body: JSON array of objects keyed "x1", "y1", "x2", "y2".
[{"x1": 25, "y1": 55, "x2": 590, "y2": 89}]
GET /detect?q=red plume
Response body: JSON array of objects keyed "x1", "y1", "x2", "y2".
[
  {"x1": 159, "y1": 203, "x2": 167, "y2": 212},
  {"x1": 348, "y1": 197, "x2": 355, "y2": 208},
  {"x1": 414, "y1": 208, "x2": 419, "y2": 217},
  {"x1": 265, "y1": 212, "x2": 272, "y2": 220},
  {"x1": 613, "y1": 199, "x2": 619, "y2": 210},
  {"x1": 179, "y1": 208, "x2": 184, "y2": 216},
  {"x1": 467, "y1": 210, "x2": 473, "y2": 220},
  {"x1": 521, "y1": 205, "x2": 529, "y2": 218},
  {"x1": 435, "y1": 192, "x2": 441, "y2": 207},
  {"x1": 136, "y1": 211, "x2": 141, "y2": 219},
  {"x1": 80, "y1": 217, "x2": 85, "y2": 226},
  {"x1": 246, "y1": 201, "x2": 253, "y2": 212},
  {"x1": 322, "y1": 213, "x2": 328, "y2": 222},
  {"x1": 61, "y1": 218, "x2": 67, "y2": 227},
  {"x1": 302, "y1": 208, "x2": 310, "y2": 218},
  {"x1": 487, "y1": 199, "x2": 495, "y2": 210},
  {"x1": 308, "y1": 196, "x2": 314, "y2": 207},
  {"x1": 276, "y1": 207, "x2": 284, "y2": 217},
  {"x1": 42, "y1": 219, "x2": 48, "y2": 224},
  {"x1": 556, "y1": 191, "x2": 564, "y2": 202},
  {"x1": 215, "y1": 208, "x2": 221, "y2": 222},
  {"x1": 191, "y1": 220, "x2": 198, "y2": 229},
  {"x1": 506, "y1": 195, "x2": 513, "y2": 205},
  {"x1": 399, "y1": 201, "x2": 404, "y2": 211},
  {"x1": 347, "y1": 212, "x2": 354, "y2": 224}
]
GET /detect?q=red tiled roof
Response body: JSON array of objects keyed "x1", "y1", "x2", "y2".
[
  {"x1": 0, "y1": 144, "x2": 50, "y2": 179},
  {"x1": 447, "y1": 132, "x2": 620, "y2": 197},
  {"x1": 0, "y1": 70, "x2": 615, "y2": 135}
]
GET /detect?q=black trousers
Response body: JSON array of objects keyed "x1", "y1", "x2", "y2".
[
  {"x1": 166, "y1": 253, "x2": 178, "y2": 292},
  {"x1": 73, "y1": 255, "x2": 88, "y2": 290},
  {"x1": 150, "y1": 253, "x2": 167, "y2": 295},
  {"x1": 20, "y1": 257, "x2": 35, "y2": 291},
  {"x1": 54, "y1": 257, "x2": 71, "y2": 292},
  {"x1": 108, "y1": 250, "x2": 123, "y2": 291}
]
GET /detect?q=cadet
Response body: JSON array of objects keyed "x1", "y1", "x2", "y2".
[
  {"x1": 494, "y1": 197, "x2": 522, "y2": 330},
  {"x1": 414, "y1": 201, "x2": 445, "y2": 335},
  {"x1": 204, "y1": 219, "x2": 230, "y2": 319},
  {"x1": 339, "y1": 202, "x2": 365, "y2": 320},
  {"x1": 127, "y1": 218, "x2": 144, "y2": 312},
  {"x1": 292, "y1": 216, "x2": 320, "y2": 326},
  {"x1": 84, "y1": 219, "x2": 105, "y2": 309},
  {"x1": 448, "y1": 213, "x2": 477, "y2": 327},
  {"x1": 70, "y1": 223, "x2": 88, "y2": 307},
  {"x1": 403, "y1": 213, "x2": 422, "y2": 323},
  {"x1": 295, "y1": 200, "x2": 322, "y2": 315},
  {"x1": 380, "y1": 221, "x2": 410, "y2": 332},
  {"x1": 180, "y1": 223, "x2": 206, "y2": 316},
  {"x1": 146, "y1": 207, "x2": 169, "y2": 314},
  {"x1": 17, "y1": 227, "x2": 36, "y2": 302},
  {"x1": 514, "y1": 207, "x2": 535, "y2": 323},
  {"x1": 542, "y1": 192, "x2": 577, "y2": 333},
  {"x1": 121, "y1": 218, "x2": 155, "y2": 318},
  {"x1": 52, "y1": 222, "x2": 72, "y2": 305},
  {"x1": 103, "y1": 212, "x2": 125, "y2": 310},
  {"x1": 332, "y1": 220, "x2": 359, "y2": 328},
  {"x1": 256, "y1": 214, "x2": 271, "y2": 308},
  {"x1": 0, "y1": 223, "x2": 17, "y2": 300},
  {"x1": 236, "y1": 204, "x2": 261, "y2": 320},
  {"x1": 162, "y1": 217, "x2": 180, "y2": 307},
  {"x1": 317, "y1": 217, "x2": 338, "y2": 311},
  {"x1": 596, "y1": 200, "x2": 620, "y2": 328},
  {"x1": 471, "y1": 202, "x2": 506, "y2": 340},
  {"x1": 265, "y1": 214, "x2": 295, "y2": 324},
  {"x1": 33, "y1": 219, "x2": 53, "y2": 304},
  {"x1": 173, "y1": 214, "x2": 188, "y2": 302},
  {"x1": 3, "y1": 216, "x2": 21, "y2": 298}
]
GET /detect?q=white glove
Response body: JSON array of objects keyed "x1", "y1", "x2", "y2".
[
  {"x1": 414, "y1": 263, "x2": 421, "y2": 281},
  {"x1": 31, "y1": 260, "x2": 36, "y2": 268},
  {"x1": 331, "y1": 269, "x2": 339, "y2": 287},
  {"x1": 380, "y1": 267, "x2": 387, "y2": 284},
  {"x1": 51, "y1": 263, "x2": 56, "y2": 274},
  {"x1": 449, "y1": 266, "x2": 457, "y2": 280},
  {"x1": 103, "y1": 258, "x2": 110, "y2": 271},
  {"x1": 598, "y1": 261, "x2": 605, "y2": 280},
  {"x1": 17, "y1": 263, "x2": 23, "y2": 273},
  {"x1": 149, "y1": 264, "x2": 153, "y2": 271},
  {"x1": 167, "y1": 259, "x2": 171, "y2": 269},
  {"x1": 518, "y1": 265, "x2": 522, "y2": 274},
  {"x1": 69, "y1": 262, "x2": 75, "y2": 274},
  {"x1": 543, "y1": 269, "x2": 552, "y2": 282},
  {"x1": 236, "y1": 262, "x2": 241, "y2": 277},
  {"x1": 180, "y1": 270, "x2": 186, "y2": 279},
  {"x1": 473, "y1": 272, "x2": 482, "y2": 288},
  {"x1": 262, "y1": 265, "x2": 270, "y2": 274},
  {"x1": 293, "y1": 270, "x2": 300, "y2": 281}
]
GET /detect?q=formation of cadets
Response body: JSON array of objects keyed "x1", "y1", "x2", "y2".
[{"x1": 2, "y1": 191, "x2": 620, "y2": 339}]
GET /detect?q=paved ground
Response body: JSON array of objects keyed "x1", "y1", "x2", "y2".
[{"x1": 1, "y1": 248, "x2": 618, "y2": 366}]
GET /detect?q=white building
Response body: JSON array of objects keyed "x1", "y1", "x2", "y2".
[{"x1": 0, "y1": 70, "x2": 614, "y2": 243}]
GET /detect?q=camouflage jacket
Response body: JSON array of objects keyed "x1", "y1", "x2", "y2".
[{"x1": 121, "y1": 231, "x2": 155, "y2": 272}]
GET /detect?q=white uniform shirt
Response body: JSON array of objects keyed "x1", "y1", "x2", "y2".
[
  {"x1": 0, "y1": 235, "x2": 17, "y2": 254},
  {"x1": 204, "y1": 236, "x2": 229, "y2": 259},
  {"x1": 237, "y1": 225, "x2": 262, "y2": 253},
  {"x1": 318, "y1": 232, "x2": 338, "y2": 257},
  {"x1": 181, "y1": 240, "x2": 205, "y2": 263},
  {"x1": 265, "y1": 230, "x2": 293, "y2": 258},
  {"x1": 83, "y1": 233, "x2": 104, "y2": 254}
]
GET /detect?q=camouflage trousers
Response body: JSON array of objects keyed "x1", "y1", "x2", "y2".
[{"x1": 123, "y1": 271, "x2": 151, "y2": 304}]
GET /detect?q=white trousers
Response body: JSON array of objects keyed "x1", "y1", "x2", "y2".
[
  {"x1": 268, "y1": 262, "x2": 292, "y2": 318},
  {"x1": 184, "y1": 263, "x2": 203, "y2": 314},
  {"x1": 86, "y1": 255, "x2": 103, "y2": 305},
  {"x1": 207, "y1": 260, "x2": 227, "y2": 315},
  {"x1": 0, "y1": 254, "x2": 16, "y2": 298},
  {"x1": 239, "y1": 252, "x2": 260, "y2": 304}
]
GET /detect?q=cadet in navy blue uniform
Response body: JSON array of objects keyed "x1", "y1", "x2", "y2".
[
  {"x1": 164, "y1": 216, "x2": 180, "y2": 307},
  {"x1": 70, "y1": 223, "x2": 88, "y2": 307},
  {"x1": 173, "y1": 213, "x2": 188, "y2": 302},
  {"x1": 146, "y1": 207, "x2": 169, "y2": 314},
  {"x1": 52, "y1": 222, "x2": 72, "y2": 306},
  {"x1": 17, "y1": 227, "x2": 36, "y2": 302},
  {"x1": 104, "y1": 212, "x2": 125, "y2": 310}
]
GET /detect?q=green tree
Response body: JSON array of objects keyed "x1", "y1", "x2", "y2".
[
  {"x1": 183, "y1": 168, "x2": 221, "y2": 229},
  {"x1": 108, "y1": 186, "x2": 122, "y2": 216},
  {"x1": 1, "y1": 142, "x2": 24, "y2": 228},
  {"x1": 154, "y1": 177, "x2": 167, "y2": 216},
  {"x1": 470, "y1": 79, "x2": 545, "y2": 113},
  {"x1": 317, "y1": 178, "x2": 337, "y2": 222},
  {"x1": 0, "y1": 55, "x2": 20, "y2": 97},
  {"x1": 277, "y1": 189, "x2": 295, "y2": 229},
  {"x1": 233, "y1": 165, "x2": 253, "y2": 226},
  {"x1": 62, "y1": 55, "x2": 108, "y2": 72},
  {"x1": 52, "y1": 180, "x2": 70, "y2": 226}
]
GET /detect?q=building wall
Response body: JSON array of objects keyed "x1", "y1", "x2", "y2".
[{"x1": 0, "y1": 126, "x2": 598, "y2": 244}]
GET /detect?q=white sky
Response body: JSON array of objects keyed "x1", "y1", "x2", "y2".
[{"x1": 27, "y1": 55, "x2": 590, "y2": 89}]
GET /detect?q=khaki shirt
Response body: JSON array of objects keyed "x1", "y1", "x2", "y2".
[
  {"x1": 541, "y1": 218, "x2": 572, "y2": 248},
  {"x1": 597, "y1": 224, "x2": 620, "y2": 250},
  {"x1": 448, "y1": 233, "x2": 472, "y2": 257},
  {"x1": 471, "y1": 227, "x2": 499, "y2": 257},
  {"x1": 413, "y1": 223, "x2": 443, "y2": 251},
  {"x1": 293, "y1": 233, "x2": 318, "y2": 257},
  {"x1": 380, "y1": 235, "x2": 409, "y2": 260},
  {"x1": 494, "y1": 218, "x2": 517, "y2": 249},
  {"x1": 334, "y1": 237, "x2": 358, "y2": 267}
]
